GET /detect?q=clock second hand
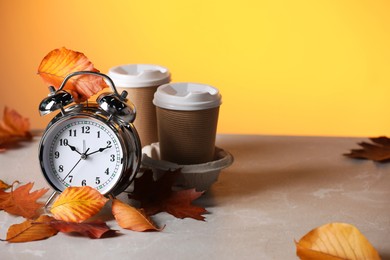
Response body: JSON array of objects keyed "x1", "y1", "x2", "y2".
[{"x1": 62, "y1": 148, "x2": 90, "y2": 181}]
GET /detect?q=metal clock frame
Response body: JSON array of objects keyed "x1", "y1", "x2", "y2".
[{"x1": 38, "y1": 71, "x2": 142, "y2": 200}]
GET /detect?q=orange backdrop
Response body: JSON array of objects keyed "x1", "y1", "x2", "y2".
[{"x1": 1, "y1": 0, "x2": 390, "y2": 136}]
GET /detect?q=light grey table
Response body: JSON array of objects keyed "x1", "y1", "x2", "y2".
[{"x1": 0, "y1": 135, "x2": 389, "y2": 260}]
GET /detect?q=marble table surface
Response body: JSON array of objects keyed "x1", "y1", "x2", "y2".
[{"x1": 0, "y1": 134, "x2": 389, "y2": 259}]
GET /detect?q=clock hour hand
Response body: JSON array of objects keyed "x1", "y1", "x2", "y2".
[
  {"x1": 67, "y1": 143, "x2": 82, "y2": 155},
  {"x1": 85, "y1": 144, "x2": 112, "y2": 157}
]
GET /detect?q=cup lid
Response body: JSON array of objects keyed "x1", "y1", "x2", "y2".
[
  {"x1": 108, "y1": 64, "x2": 171, "y2": 88},
  {"x1": 153, "y1": 82, "x2": 222, "y2": 111}
]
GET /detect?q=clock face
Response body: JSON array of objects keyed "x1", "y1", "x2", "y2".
[{"x1": 40, "y1": 116, "x2": 124, "y2": 194}]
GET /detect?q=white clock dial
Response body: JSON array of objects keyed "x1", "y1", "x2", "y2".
[{"x1": 41, "y1": 116, "x2": 124, "y2": 194}]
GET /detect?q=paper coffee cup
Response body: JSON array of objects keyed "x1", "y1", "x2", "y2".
[
  {"x1": 153, "y1": 82, "x2": 222, "y2": 164},
  {"x1": 108, "y1": 64, "x2": 170, "y2": 147}
]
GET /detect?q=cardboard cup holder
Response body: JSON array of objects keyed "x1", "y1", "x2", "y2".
[{"x1": 141, "y1": 142, "x2": 234, "y2": 191}]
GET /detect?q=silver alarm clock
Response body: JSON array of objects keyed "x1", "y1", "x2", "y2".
[{"x1": 38, "y1": 71, "x2": 141, "y2": 196}]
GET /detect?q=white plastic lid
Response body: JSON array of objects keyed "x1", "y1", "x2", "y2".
[
  {"x1": 108, "y1": 64, "x2": 171, "y2": 88},
  {"x1": 153, "y1": 82, "x2": 222, "y2": 111}
]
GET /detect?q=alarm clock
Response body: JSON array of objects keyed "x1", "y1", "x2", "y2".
[{"x1": 38, "y1": 71, "x2": 141, "y2": 196}]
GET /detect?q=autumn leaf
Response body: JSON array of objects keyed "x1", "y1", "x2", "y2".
[
  {"x1": 0, "y1": 107, "x2": 32, "y2": 150},
  {"x1": 296, "y1": 223, "x2": 381, "y2": 260},
  {"x1": 129, "y1": 168, "x2": 179, "y2": 207},
  {"x1": 0, "y1": 182, "x2": 48, "y2": 219},
  {"x1": 50, "y1": 219, "x2": 116, "y2": 239},
  {"x1": 129, "y1": 169, "x2": 207, "y2": 221},
  {"x1": 50, "y1": 186, "x2": 108, "y2": 223},
  {"x1": 159, "y1": 189, "x2": 206, "y2": 221},
  {"x1": 37, "y1": 47, "x2": 108, "y2": 102},
  {"x1": 0, "y1": 180, "x2": 11, "y2": 190},
  {"x1": 111, "y1": 198, "x2": 161, "y2": 232},
  {"x1": 4, "y1": 215, "x2": 58, "y2": 243},
  {"x1": 344, "y1": 136, "x2": 390, "y2": 162}
]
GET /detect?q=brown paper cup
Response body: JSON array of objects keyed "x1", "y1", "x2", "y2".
[
  {"x1": 156, "y1": 106, "x2": 219, "y2": 164},
  {"x1": 108, "y1": 64, "x2": 170, "y2": 147},
  {"x1": 118, "y1": 86, "x2": 158, "y2": 147}
]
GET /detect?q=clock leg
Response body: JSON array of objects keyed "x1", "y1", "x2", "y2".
[{"x1": 44, "y1": 191, "x2": 59, "y2": 209}]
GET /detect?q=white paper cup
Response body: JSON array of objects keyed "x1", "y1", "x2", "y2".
[
  {"x1": 108, "y1": 64, "x2": 170, "y2": 147},
  {"x1": 153, "y1": 82, "x2": 222, "y2": 164}
]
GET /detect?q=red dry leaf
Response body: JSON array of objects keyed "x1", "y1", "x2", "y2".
[
  {"x1": 50, "y1": 219, "x2": 116, "y2": 239},
  {"x1": 344, "y1": 136, "x2": 390, "y2": 162},
  {"x1": 0, "y1": 182, "x2": 48, "y2": 219},
  {"x1": 50, "y1": 186, "x2": 108, "y2": 223},
  {"x1": 37, "y1": 47, "x2": 108, "y2": 102},
  {"x1": 129, "y1": 169, "x2": 207, "y2": 221},
  {"x1": 5, "y1": 215, "x2": 58, "y2": 243},
  {"x1": 0, "y1": 107, "x2": 32, "y2": 150},
  {"x1": 111, "y1": 198, "x2": 161, "y2": 232}
]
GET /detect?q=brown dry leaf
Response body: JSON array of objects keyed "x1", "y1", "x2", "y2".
[
  {"x1": 344, "y1": 136, "x2": 390, "y2": 162},
  {"x1": 5, "y1": 215, "x2": 58, "y2": 243},
  {"x1": 161, "y1": 189, "x2": 206, "y2": 221},
  {"x1": 111, "y1": 198, "x2": 161, "y2": 232},
  {"x1": 50, "y1": 186, "x2": 108, "y2": 223},
  {"x1": 129, "y1": 169, "x2": 207, "y2": 220},
  {"x1": 0, "y1": 180, "x2": 11, "y2": 190},
  {"x1": 37, "y1": 47, "x2": 108, "y2": 102},
  {"x1": 296, "y1": 222, "x2": 381, "y2": 260},
  {"x1": 50, "y1": 219, "x2": 117, "y2": 239},
  {"x1": 0, "y1": 182, "x2": 48, "y2": 219},
  {"x1": 0, "y1": 107, "x2": 32, "y2": 150}
]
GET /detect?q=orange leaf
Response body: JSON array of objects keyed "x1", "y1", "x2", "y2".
[
  {"x1": 0, "y1": 180, "x2": 11, "y2": 190},
  {"x1": 5, "y1": 215, "x2": 58, "y2": 243},
  {"x1": 37, "y1": 47, "x2": 108, "y2": 102},
  {"x1": 111, "y1": 198, "x2": 161, "y2": 232},
  {"x1": 0, "y1": 182, "x2": 48, "y2": 219},
  {"x1": 50, "y1": 220, "x2": 116, "y2": 239},
  {"x1": 0, "y1": 107, "x2": 32, "y2": 149},
  {"x1": 296, "y1": 223, "x2": 381, "y2": 260},
  {"x1": 50, "y1": 186, "x2": 108, "y2": 223}
]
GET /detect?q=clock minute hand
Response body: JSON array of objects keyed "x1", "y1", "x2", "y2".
[{"x1": 86, "y1": 144, "x2": 112, "y2": 157}]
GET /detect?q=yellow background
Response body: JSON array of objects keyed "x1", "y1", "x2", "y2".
[{"x1": 1, "y1": 0, "x2": 390, "y2": 136}]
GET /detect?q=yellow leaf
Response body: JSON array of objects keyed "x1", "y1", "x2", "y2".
[
  {"x1": 296, "y1": 223, "x2": 381, "y2": 260},
  {"x1": 6, "y1": 215, "x2": 58, "y2": 243},
  {"x1": 50, "y1": 186, "x2": 108, "y2": 223},
  {"x1": 111, "y1": 198, "x2": 161, "y2": 232},
  {"x1": 37, "y1": 47, "x2": 108, "y2": 102}
]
